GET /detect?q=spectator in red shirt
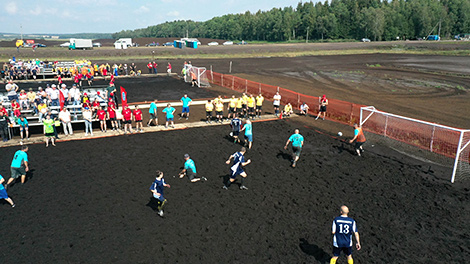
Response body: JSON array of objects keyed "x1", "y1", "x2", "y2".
[
  {"x1": 11, "y1": 99, "x2": 21, "y2": 117},
  {"x1": 133, "y1": 105, "x2": 143, "y2": 132},
  {"x1": 0, "y1": 104, "x2": 8, "y2": 116},
  {"x1": 152, "y1": 61, "x2": 158, "y2": 74},
  {"x1": 147, "y1": 62, "x2": 153, "y2": 74},
  {"x1": 97, "y1": 106, "x2": 108, "y2": 132},
  {"x1": 86, "y1": 72, "x2": 94, "y2": 86},
  {"x1": 108, "y1": 98, "x2": 119, "y2": 131},
  {"x1": 108, "y1": 98, "x2": 118, "y2": 131},
  {"x1": 122, "y1": 105, "x2": 133, "y2": 133},
  {"x1": 91, "y1": 98, "x2": 100, "y2": 118},
  {"x1": 73, "y1": 74, "x2": 79, "y2": 86}
]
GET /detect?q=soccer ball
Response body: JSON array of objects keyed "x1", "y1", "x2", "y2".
[{"x1": 337, "y1": 132, "x2": 343, "y2": 137}]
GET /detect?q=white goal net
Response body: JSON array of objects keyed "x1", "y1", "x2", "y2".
[
  {"x1": 360, "y1": 106, "x2": 470, "y2": 183},
  {"x1": 184, "y1": 65, "x2": 210, "y2": 88}
]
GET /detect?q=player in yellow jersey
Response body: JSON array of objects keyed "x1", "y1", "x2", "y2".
[
  {"x1": 227, "y1": 95, "x2": 238, "y2": 120},
  {"x1": 255, "y1": 94, "x2": 264, "y2": 118},
  {"x1": 283, "y1": 103, "x2": 293, "y2": 118},
  {"x1": 236, "y1": 97, "x2": 243, "y2": 117},
  {"x1": 205, "y1": 100, "x2": 214, "y2": 123},
  {"x1": 241, "y1": 93, "x2": 249, "y2": 117},
  {"x1": 247, "y1": 94, "x2": 256, "y2": 119},
  {"x1": 215, "y1": 100, "x2": 225, "y2": 123},
  {"x1": 213, "y1": 95, "x2": 223, "y2": 105}
]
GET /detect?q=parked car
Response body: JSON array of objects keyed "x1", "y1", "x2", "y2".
[
  {"x1": 163, "y1": 42, "x2": 173, "y2": 46},
  {"x1": 146, "y1": 42, "x2": 158, "y2": 47},
  {"x1": 208, "y1": 41, "x2": 219, "y2": 46},
  {"x1": 361, "y1": 38, "x2": 371, "y2": 42},
  {"x1": 59, "y1": 42, "x2": 69, "y2": 47},
  {"x1": 237, "y1": 41, "x2": 248, "y2": 45},
  {"x1": 93, "y1": 42, "x2": 102, "y2": 47},
  {"x1": 35, "y1": 43, "x2": 47, "y2": 47},
  {"x1": 223, "y1": 41, "x2": 233, "y2": 46}
]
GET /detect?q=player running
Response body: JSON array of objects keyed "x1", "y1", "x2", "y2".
[
  {"x1": 205, "y1": 100, "x2": 214, "y2": 123},
  {"x1": 179, "y1": 154, "x2": 207, "y2": 183},
  {"x1": 5, "y1": 145, "x2": 29, "y2": 189},
  {"x1": 330, "y1": 205, "x2": 361, "y2": 264},
  {"x1": 230, "y1": 114, "x2": 242, "y2": 144},
  {"x1": 240, "y1": 119, "x2": 253, "y2": 149},
  {"x1": 349, "y1": 123, "x2": 366, "y2": 156},
  {"x1": 223, "y1": 147, "x2": 251, "y2": 190},
  {"x1": 149, "y1": 170, "x2": 170, "y2": 217},
  {"x1": 0, "y1": 174, "x2": 15, "y2": 207},
  {"x1": 284, "y1": 129, "x2": 304, "y2": 168}
]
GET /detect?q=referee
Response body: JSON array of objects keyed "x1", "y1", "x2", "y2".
[
  {"x1": 284, "y1": 129, "x2": 304, "y2": 168},
  {"x1": 330, "y1": 205, "x2": 361, "y2": 264}
]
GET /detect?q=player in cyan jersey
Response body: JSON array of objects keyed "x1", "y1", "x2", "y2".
[
  {"x1": 330, "y1": 205, "x2": 361, "y2": 264},
  {"x1": 149, "y1": 170, "x2": 171, "y2": 217},
  {"x1": 284, "y1": 129, "x2": 304, "y2": 168},
  {"x1": 223, "y1": 147, "x2": 251, "y2": 190}
]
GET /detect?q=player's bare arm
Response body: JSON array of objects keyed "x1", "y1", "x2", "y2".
[
  {"x1": 242, "y1": 159, "x2": 251, "y2": 166},
  {"x1": 355, "y1": 232, "x2": 361, "y2": 250},
  {"x1": 225, "y1": 155, "x2": 234, "y2": 164},
  {"x1": 284, "y1": 140, "x2": 291, "y2": 149}
]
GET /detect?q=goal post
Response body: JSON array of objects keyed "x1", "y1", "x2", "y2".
[
  {"x1": 359, "y1": 106, "x2": 470, "y2": 183},
  {"x1": 185, "y1": 65, "x2": 210, "y2": 88}
]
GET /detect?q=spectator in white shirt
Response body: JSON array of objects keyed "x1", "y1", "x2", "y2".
[
  {"x1": 50, "y1": 84, "x2": 60, "y2": 107},
  {"x1": 82, "y1": 107, "x2": 93, "y2": 136},
  {"x1": 58, "y1": 107, "x2": 73, "y2": 136}
]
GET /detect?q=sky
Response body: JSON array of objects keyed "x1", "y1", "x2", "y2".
[{"x1": 0, "y1": 0, "x2": 317, "y2": 34}]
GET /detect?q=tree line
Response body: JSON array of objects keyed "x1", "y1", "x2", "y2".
[{"x1": 112, "y1": 0, "x2": 470, "y2": 41}]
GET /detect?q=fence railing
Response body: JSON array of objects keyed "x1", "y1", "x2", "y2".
[{"x1": 207, "y1": 70, "x2": 364, "y2": 125}]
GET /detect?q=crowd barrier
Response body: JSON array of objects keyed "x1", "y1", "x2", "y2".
[{"x1": 207, "y1": 70, "x2": 468, "y2": 163}]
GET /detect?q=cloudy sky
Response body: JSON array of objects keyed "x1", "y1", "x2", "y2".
[{"x1": 1, "y1": 0, "x2": 312, "y2": 34}]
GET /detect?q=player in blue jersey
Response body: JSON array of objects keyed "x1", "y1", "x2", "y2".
[
  {"x1": 284, "y1": 129, "x2": 304, "y2": 168},
  {"x1": 0, "y1": 174, "x2": 15, "y2": 207},
  {"x1": 5, "y1": 145, "x2": 29, "y2": 189},
  {"x1": 179, "y1": 154, "x2": 207, "y2": 182},
  {"x1": 240, "y1": 119, "x2": 253, "y2": 149},
  {"x1": 223, "y1": 147, "x2": 251, "y2": 190},
  {"x1": 179, "y1": 94, "x2": 192, "y2": 120},
  {"x1": 230, "y1": 114, "x2": 242, "y2": 144},
  {"x1": 149, "y1": 170, "x2": 171, "y2": 217},
  {"x1": 330, "y1": 205, "x2": 361, "y2": 264}
]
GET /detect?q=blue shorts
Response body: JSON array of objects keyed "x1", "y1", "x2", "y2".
[
  {"x1": 245, "y1": 134, "x2": 253, "y2": 142},
  {"x1": 182, "y1": 107, "x2": 190, "y2": 113},
  {"x1": 166, "y1": 117, "x2": 174, "y2": 121},
  {"x1": 153, "y1": 193, "x2": 165, "y2": 202},
  {"x1": 230, "y1": 168, "x2": 244, "y2": 179},
  {"x1": 0, "y1": 189, "x2": 9, "y2": 199},
  {"x1": 333, "y1": 246, "x2": 352, "y2": 257}
]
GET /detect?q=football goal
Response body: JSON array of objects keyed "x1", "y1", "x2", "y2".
[
  {"x1": 360, "y1": 106, "x2": 470, "y2": 183},
  {"x1": 185, "y1": 65, "x2": 210, "y2": 88}
]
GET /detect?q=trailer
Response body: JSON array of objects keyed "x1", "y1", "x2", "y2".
[
  {"x1": 69, "y1": 38, "x2": 93, "y2": 50},
  {"x1": 114, "y1": 38, "x2": 132, "y2": 49}
]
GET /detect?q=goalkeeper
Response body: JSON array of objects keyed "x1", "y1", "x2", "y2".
[{"x1": 349, "y1": 124, "x2": 366, "y2": 156}]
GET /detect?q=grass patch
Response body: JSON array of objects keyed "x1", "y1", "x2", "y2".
[
  {"x1": 367, "y1": 64, "x2": 382, "y2": 67},
  {"x1": 1, "y1": 45, "x2": 470, "y2": 61},
  {"x1": 456, "y1": 85, "x2": 466, "y2": 91}
]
